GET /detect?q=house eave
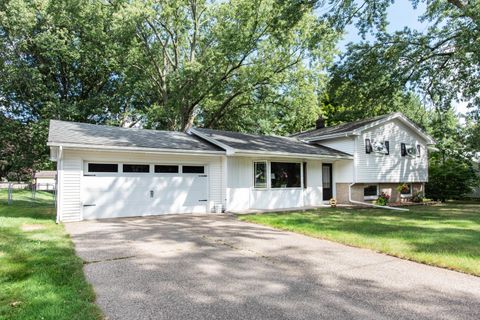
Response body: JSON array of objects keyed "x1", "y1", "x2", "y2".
[
  {"x1": 46, "y1": 142, "x2": 226, "y2": 156},
  {"x1": 232, "y1": 151, "x2": 353, "y2": 160}
]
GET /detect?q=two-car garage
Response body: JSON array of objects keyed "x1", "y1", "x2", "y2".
[{"x1": 81, "y1": 162, "x2": 210, "y2": 220}]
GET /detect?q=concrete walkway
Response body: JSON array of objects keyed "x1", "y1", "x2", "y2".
[{"x1": 65, "y1": 215, "x2": 480, "y2": 320}]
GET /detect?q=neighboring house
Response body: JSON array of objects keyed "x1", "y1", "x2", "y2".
[
  {"x1": 48, "y1": 112, "x2": 436, "y2": 222},
  {"x1": 34, "y1": 171, "x2": 57, "y2": 190}
]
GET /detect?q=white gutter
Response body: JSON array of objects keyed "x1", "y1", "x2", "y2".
[
  {"x1": 56, "y1": 146, "x2": 63, "y2": 224},
  {"x1": 46, "y1": 142, "x2": 226, "y2": 156},
  {"x1": 348, "y1": 183, "x2": 409, "y2": 211},
  {"x1": 233, "y1": 151, "x2": 353, "y2": 160}
]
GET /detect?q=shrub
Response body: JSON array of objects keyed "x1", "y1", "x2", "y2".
[{"x1": 375, "y1": 192, "x2": 390, "y2": 206}]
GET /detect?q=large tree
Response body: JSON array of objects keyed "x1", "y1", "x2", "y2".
[{"x1": 111, "y1": 0, "x2": 337, "y2": 132}]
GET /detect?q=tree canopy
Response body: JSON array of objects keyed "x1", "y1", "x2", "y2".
[{"x1": 0, "y1": 0, "x2": 478, "y2": 198}]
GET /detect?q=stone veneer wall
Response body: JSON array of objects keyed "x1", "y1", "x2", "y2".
[{"x1": 335, "y1": 182, "x2": 425, "y2": 204}]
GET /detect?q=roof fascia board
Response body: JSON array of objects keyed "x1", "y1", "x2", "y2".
[
  {"x1": 233, "y1": 151, "x2": 353, "y2": 160},
  {"x1": 351, "y1": 113, "x2": 436, "y2": 144},
  {"x1": 46, "y1": 142, "x2": 226, "y2": 156},
  {"x1": 189, "y1": 128, "x2": 236, "y2": 155}
]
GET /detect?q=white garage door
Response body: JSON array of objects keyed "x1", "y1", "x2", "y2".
[{"x1": 81, "y1": 163, "x2": 208, "y2": 219}]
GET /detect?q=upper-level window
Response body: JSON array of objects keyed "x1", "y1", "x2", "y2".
[
  {"x1": 254, "y1": 161, "x2": 267, "y2": 188},
  {"x1": 88, "y1": 163, "x2": 118, "y2": 173},
  {"x1": 123, "y1": 164, "x2": 150, "y2": 173},
  {"x1": 401, "y1": 143, "x2": 417, "y2": 157},
  {"x1": 366, "y1": 139, "x2": 389, "y2": 155},
  {"x1": 271, "y1": 162, "x2": 301, "y2": 188}
]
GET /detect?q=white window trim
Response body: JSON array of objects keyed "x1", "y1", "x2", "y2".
[
  {"x1": 84, "y1": 161, "x2": 119, "y2": 175},
  {"x1": 181, "y1": 165, "x2": 206, "y2": 174},
  {"x1": 253, "y1": 160, "x2": 303, "y2": 190},
  {"x1": 405, "y1": 144, "x2": 417, "y2": 158},
  {"x1": 253, "y1": 160, "x2": 268, "y2": 189},
  {"x1": 364, "y1": 184, "x2": 380, "y2": 200},
  {"x1": 371, "y1": 139, "x2": 389, "y2": 155},
  {"x1": 153, "y1": 164, "x2": 180, "y2": 174},
  {"x1": 400, "y1": 183, "x2": 413, "y2": 197}
]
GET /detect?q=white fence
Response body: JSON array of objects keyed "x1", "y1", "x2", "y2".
[{"x1": 0, "y1": 183, "x2": 30, "y2": 189}]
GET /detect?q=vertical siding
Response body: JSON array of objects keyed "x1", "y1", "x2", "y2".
[
  {"x1": 355, "y1": 119, "x2": 429, "y2": 183},
  {"x1": 226, "y1": 156, "x2": 326, "y2": 210},
  {"x1": 304, "y1": 160, "x2": 323, "y2": 206},
  {"x1": 60, "y1": 157, "x2": 82, "y2": 222},
  {"x1": 226, "y1": 157, "x2": 251, "y2": 210},
  {"x1": 333, "y1": 160, "x2": 354, "y2": 183}
]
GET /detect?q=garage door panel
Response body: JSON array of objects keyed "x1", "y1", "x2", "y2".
[{"x1": 82, "y1": 174, "x2": 208, "y2": 219}]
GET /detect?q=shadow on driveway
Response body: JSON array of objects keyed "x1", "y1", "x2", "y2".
[{"x1": 65, "y1": 215, "x2": 480, "y2": 320}]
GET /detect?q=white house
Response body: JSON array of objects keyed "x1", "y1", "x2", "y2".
[{"x1": 48, "y1": 112, "x2": 436, "y2": 222}]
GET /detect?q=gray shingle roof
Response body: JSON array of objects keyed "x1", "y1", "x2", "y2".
[
  {"x1": 292, "y1": 114, "x2": 391, "y2": 140},
  {"x1": 194, "y1": 128, "x2": 352, "y2": 157},
  {"x1": 48, "y1": 120, "x2": 223, "y2": 152}
]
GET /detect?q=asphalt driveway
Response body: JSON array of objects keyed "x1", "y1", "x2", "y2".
[{"x1": 65, "y1": 215, "x2": 480, "y2": 320}]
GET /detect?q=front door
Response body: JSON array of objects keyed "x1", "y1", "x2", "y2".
[{"x1": 322, "y1": 163, "x2": 333, "y2": 201}]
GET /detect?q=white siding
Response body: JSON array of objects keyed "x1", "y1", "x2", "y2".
[
  {"x1": 226, "y1": 156, "x2": 324, "y2": 210},
  {"x1": 226, "y1": 157, "x2": 251, "y2": 211},
  {"x1": 355, "y1": 119, "x2": 429, "y2": 183},
  {"x1": 59, "y1": 158, "x2": 82, "y2": 222},
  {"x1": 318, "y1": 137, "x2": 355, "y2": 155},
  {"x1": 303, "y1": 160, "x2": 323, "y2": 206},
  {"x1": 333, "y1": 160, "x2": 354, "y2": 183},
  {"x1": 58, "y1": 149, "x2": 223, "y2": 221}
]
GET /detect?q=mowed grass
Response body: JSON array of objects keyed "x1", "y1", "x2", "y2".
[
  {"x1": 239, "y1": 202, "x2": 480, "y2": 276},
  {"x1": 0, "y1": 190, "x2": 102, "y2": 320}
]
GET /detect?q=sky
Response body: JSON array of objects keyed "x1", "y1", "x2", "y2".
[{"x1": 336, "y1": 1, "x2": 469, "y2": 116}]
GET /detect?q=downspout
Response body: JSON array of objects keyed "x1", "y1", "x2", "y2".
[
  {"x1": 348, "y1": 183, "x2": 409, "y2": 211},
  {"x1": 56, "y1": 146, "x2": 63, "y2": 224}
]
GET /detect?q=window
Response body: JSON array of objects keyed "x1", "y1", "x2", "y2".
[
  {"x1": 123, "y1": 164, "x2": 150, "y2": 173},
  {"x1": 254, "y1": 161, "x2": 267, "y2": 188},
  {"x1": 372, "y1": 140, "x2": 389, "y2": 155},
  {"x1": 88, "y1": 163, "x2": 118, "y2": 173},
  {"x1": 367, "y1": 139, "x2": 389, "y2": 155},
  {"x1": 406, "y1": 144, "x2": 417, "y2": 157},
  {"x1": 155, "y1": 165, "x2": 179, "y2": 173},
  {"x1": 271, "y1": 162, "x2": 301, "y2": 188},
  {"x1": 416, "y1": 144, "x2": 421, "y2": 157},
  {"x1": 400, "y1": 183, "x2": 412, "y2": 196},
  {"x1": 401, "y1": 143, "x2": 417, "y2": 157},
  {"x1": 365, "y1": 139, "x2": 372, "y2": 153},
  {"x1": 364, "y1": 185, "x2": 379, "y2": 200},
  {"x1": 182, "y1": 166, "x2": 204, "y2": 174}
]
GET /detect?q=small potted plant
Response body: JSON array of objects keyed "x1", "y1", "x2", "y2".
[
  {"x1": 396, "y1": 183, "x2": 410, "y2": 194},
  {"x1": 375, "y1": 192, "x2": 390, "y2": 206}
]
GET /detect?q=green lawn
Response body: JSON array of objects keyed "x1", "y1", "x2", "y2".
[
  {"x1": 0, "y1": 190, "x2": 102, "y2": 320},
  {"x1": 239, "y1": 202, "x2": 480, "y2": 276}
]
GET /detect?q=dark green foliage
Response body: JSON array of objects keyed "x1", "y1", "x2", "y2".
[{"x1": 427, "y1": 156, "x2": 478, "y2": 201}]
